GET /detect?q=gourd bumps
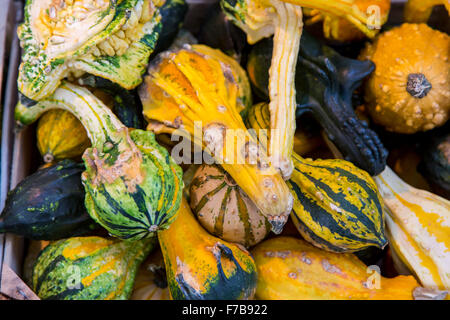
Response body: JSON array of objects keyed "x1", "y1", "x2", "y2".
[{"x1": 359, "y1": 23, "x2": 450, "y2": 134}]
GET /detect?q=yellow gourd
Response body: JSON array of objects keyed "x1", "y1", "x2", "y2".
[
  {"x1": 304, "y1": 0, "x2": 391, "y2": 42},
  {"x1": 359, "y1": 23, "x2": 450, "y2": 134},
  {"x1": 252, "y1": 236, "x2": 444, "y2": 300},
  {"x1": 37, "y1": 109, "x2": 91, "y2": 163}
]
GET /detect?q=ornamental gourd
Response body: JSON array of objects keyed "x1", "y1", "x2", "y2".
[
  {"x1": 16, "y1": 82, "x2": 184, "y2": 240},
  {"x1": 17, "y1": 0, "x2": 187, "y2": 101},
  {"x1": 359, "y1": 23, "x2": 450, "y2": 134},
  {"x1": 158, "y1": 198, "x2": 257, "y2": 300},
  {"x1": 221, "y1": 0, "x2": 379, "y2": 179},
  {"x1": 37, "y1": 110, "x2": 90, "y2": 163},
  {"x1": 131, "y1": 249, "x2": 171, "y2": 300},
  {"x1": 374, "y1": 167, "x2": 450, "y2": 291},
  {"x1": 303, "y1": 0, "x2": 391, "y2": 42},
  {"x1": 404, "y1": 0, "x2": 450, "y2": 23},
  {"x1": 246, "y1": 31, "x2": 387, "y2": 176},
  {"x1": 189, "y1": 164, "x2": 271, "y2": 247},
  {"x1": 139, "y1": 44, "x2": 292, "y2": 234},
  {"x1": 251, "y1": 237, "x2": 445, "y2": 300},
  {"x1": 246, "y1": 102, "x2": 387, "y2": 253},
  {"x1": 32, "y1": 236, "x2": 156, "y2": 300},
  {"x1": 0, "y1": 160, "x2": 97, "y2": 240}
]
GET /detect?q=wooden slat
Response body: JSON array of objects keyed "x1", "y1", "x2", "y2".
[{"x1": 0, "y1": 264, "x2": 39, "y2": 300}]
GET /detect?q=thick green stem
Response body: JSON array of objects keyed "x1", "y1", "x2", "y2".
[
  {"x1": 15, "y1": 82, "x2": 125, "y2": 149},
  {"x1": 268, "y1": 0, "x2": 302, "y2": 180}
]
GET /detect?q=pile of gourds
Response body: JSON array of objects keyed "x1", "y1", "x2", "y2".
[{"x1": 0, "y1": 0, "x2": 449, "y2": 300}]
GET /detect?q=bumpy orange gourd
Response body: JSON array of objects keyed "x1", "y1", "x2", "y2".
[
  {"x1": 252, "y1": 237, "x2": 427, "y2": 300},
  {"x1": 359, "y1": 23, "x2": 450, "y2": 134}
]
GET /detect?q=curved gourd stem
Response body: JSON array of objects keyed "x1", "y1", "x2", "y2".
[
  {"x1": 15, "y1": 82, "x2": 125, "y2": 150},
  {"x1": 267, "y1": 0, "x2": 302, "y2": 180},
  {"x1": 374, "y1": 166, "x2": 450, "y2": 291},
  {"x1": 404, "y1": 0, "x2": 450, "y2": 23}
]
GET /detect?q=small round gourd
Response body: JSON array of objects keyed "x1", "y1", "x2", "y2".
[
  {"x1": 190, "y1": 164, "x2": 271, "y2": 247},
  {"x1": 37, "y1": 109, "x2": 90, "y2": 163},
  {"x1": 359, "y1": 23, "x2": 450, "y2": 134}
]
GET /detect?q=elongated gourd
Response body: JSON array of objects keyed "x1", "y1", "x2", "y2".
[
  {"x1": 404, "y1": 0, "x2": 450, "y2": 23},
  {"x1": 252, "y1": 236, "x2": 429, "y2": 300},
  {"x1": 158, "y1": 198, "x2": 257, "y2": 300},
  {"x1": 139, "y1": 44, "x2": 292, "y2": 234},
  {"x1": 374, "y1": 166, "x2": 450, "y2": 291},
  {"x1": 246, "y1": 102, "x2": 387, "y2": 252},
  {"x1": 32, "y1": 236, "x2": 156, "y2": 300},
  {"x1": 37, "y1": 109, "x2": 91, "y2": 163},
  {"x1": 221, "y1": 0, "x2": 379, "y2": 179},
  {"x1": 16, "y1": 82, "x2": 184, "y2": 241},
  {"x1": 189, "y1": 164, "x2": 271, "y2": 247}
]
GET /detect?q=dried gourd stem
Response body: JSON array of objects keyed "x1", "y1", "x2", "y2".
[
  {"x1": 406, "y1": 73, "x2": 432, "y2": 99},
  {"x1": 267, "y1": 0, "x2": 302, "y2": 180}
]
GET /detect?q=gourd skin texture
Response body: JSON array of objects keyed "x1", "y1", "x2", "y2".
[
  {"x1": 252, "y1": 237, "x2": 420, "y2": 300},
  {"x1": 17, "y1": 0, "x2": 187, "y2": 101},
  {"x1": 139, "y1": 44, "x2": 293, "y2": 234},
  {"x1": 303, "y1": 0, "x2": 391, "y2": 42},
  {"x1": 189, "y1": 164, "x2": 271, "y2": 247},
  {"x1": 0, "y1": 160, "x2": 97, "y2": 240},
  {"x1": 374, "y1": 167, "x2": 450, "y2": 291},
  {"x1": 37, "y1": 109, "x2": 91, "y2": 163},
  {"x1": 32, "y1": 236, "x2": 156, "y2": 300},
  {"x1": 359, "y1": 23, "x2": 450, "y2": 134},
  {"x1": 158, "y1": 199, "x2": 257, "y2": 300},
  {"x1": 404, "y1": 0, "x2": 450, "y2": 23},
  {"x1": 246, "y1": 102, "x2": 387, "y2": 253},
  {"x1": 15, "y1": 82, "x2": 184, "y2": 241}
]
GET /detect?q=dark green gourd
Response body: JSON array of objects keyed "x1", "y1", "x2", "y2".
[
  {"x1": 0, "y1": 160, "x2": 97, "y2": 240},
  {"x1": 246, "y1": 31, "x2": 388, "y2": 176}
]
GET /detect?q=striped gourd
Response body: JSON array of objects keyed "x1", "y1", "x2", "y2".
[
  {"x1": 374, "y1": 167, "x2": 450, "y2": 291},
  {"x1": 189, "y1": 164, "x2": 271, "y2": 247},
  {"x1": 16, "y1": 82, "x2": 184, "y2": 241},
  {"x1": 289, "y1": 153, "x2": 387, "y2": 252},
  {"x1": 158, "y1": 198, "x2": 257, "y2": 300},
  {"x1": 139, "y1": 44, "x2": 293, "y2": 234},
  {"x1": 37, "y1": 110, "x2": 90, "y2": 163},
  {"x1": 32, "y1": 236, "x2": 156, "y2": 300},
  {"x1": 246, "y1": 102, "x2": 387, "y2": 252}
]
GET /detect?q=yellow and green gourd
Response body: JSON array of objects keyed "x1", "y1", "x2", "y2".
[
  {"x1": 246, "y1": 102, "x2": 387, "y2": 253},
  {"x1": 31, "y1": 236, "x2": 156, "y2": 300},
  {"x1": 158, "y1": 198, "x2": 257, "y2": 300}
]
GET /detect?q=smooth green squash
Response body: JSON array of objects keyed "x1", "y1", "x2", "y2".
[
  {"x1": 0, "y1": 160, "x2": 97, "y2": 240},
  {"x1": 158, "y1": 198, "x2": 257, "y2": 300},
  {"x1": 32, "y1": 236, "x2": 156, "y2": 300}
]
